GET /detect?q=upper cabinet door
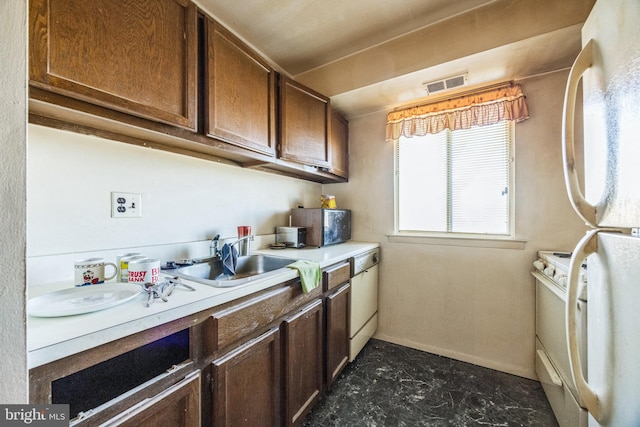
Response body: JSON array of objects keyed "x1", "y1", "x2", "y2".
[
  {"x1": 279, "y1": 76, "x2": 331, "y2": 169},
  {"x1": 329, "y1": 110, "x2": 349, "y2": 179},
  {"x1": 205, "y1": 19, "x2": 276, "y2": 157},
  {"x1": 29, "y1": 0, "x2": 198, "y2": 130}
]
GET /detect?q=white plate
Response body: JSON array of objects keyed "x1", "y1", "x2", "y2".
[{"x1": 28, "y1": 284, "x2": 143, "y2": 317}]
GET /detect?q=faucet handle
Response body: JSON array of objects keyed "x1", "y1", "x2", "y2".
[{"x1": 210, "y1": 234, "x2": 221, "y2": 256}]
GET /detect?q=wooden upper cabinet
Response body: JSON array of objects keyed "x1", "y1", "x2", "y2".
[
  {"x1": 329, "y1": 110, "x2": 349, "y2": 179},
  {"x1": 29, "y1": 0, "x2": 198, "y2": 130},
  {"x1": 205, "y1": 19, "x2": 276, "y2": 157},
  {"x1": 279, "y1": 76, "x2": 331, "y2": 168}
]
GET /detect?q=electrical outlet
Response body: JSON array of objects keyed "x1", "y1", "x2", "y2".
[{"x1": 111, "y1": 192, "x2": 142, "y2": 218}]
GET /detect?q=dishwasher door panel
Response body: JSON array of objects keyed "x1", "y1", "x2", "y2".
[
  {"x1": 349, "y1": 264, "x2": 378, "y2": 337},
  {"x1": 349, "y1": 313, "x2": 377, "y2": 362}
]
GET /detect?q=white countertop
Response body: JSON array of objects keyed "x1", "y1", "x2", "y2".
[{"x1": 27, "y1": 242, "x2": 378, "y2": 369}]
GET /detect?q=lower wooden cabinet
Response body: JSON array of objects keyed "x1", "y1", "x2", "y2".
[
  {"x1": 322, "y1": 261, "x2": 351, "y2": 389},
  {"x1": 282, "y1": 299, "x2": 324, "y2": 427},
  {"x1": 325, "y1": 283, "x2": 350, "y2": 387},
  {"x1": 30, "y1": 256, "x2": 363, "y2": 427},
  {"x1": 29, "y1": 324, "x2": 202, "y2": 427},
  {"x1": 211, "y1": 327, "x2": 282, "y2": 427},
  {"x1": 210, "y1": 298, "x2": 324, "y2": 427},
  {"x1": 102, "y1": 371, "x2": 201, "y2": 427}
]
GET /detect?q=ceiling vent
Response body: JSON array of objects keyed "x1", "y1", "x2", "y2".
[{"x1": 423, "y1": 73, "x2": 468, "y2": 95}]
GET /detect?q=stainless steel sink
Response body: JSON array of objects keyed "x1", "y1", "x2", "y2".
[{"x1": 173, "y1": 254, "x2": 298, "y2": 287}]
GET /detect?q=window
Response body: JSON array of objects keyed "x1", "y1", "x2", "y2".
[{"x1": 395, "y1": 121, "x2": 513, "y2": 237}]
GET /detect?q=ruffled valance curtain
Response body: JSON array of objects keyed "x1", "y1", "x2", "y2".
[{"x1": 386, "y1": 83, "x2": 530, "y2": 141}]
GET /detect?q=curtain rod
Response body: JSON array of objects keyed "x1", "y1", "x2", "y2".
[{"x1": 393, "y1": 80, "x2": 515, "y2": 112}]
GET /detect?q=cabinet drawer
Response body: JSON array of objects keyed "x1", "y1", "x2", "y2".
[
  {"x1": 102, "y1": 371, "x2": 201, "y2": 427},
  {"x1": 323, "y1": 262, "x2": 350, "y2": 291},
  {"x1": 207, "y1": 281, "x2": 321, "y2": 352}
]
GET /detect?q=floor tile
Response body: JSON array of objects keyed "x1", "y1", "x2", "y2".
[{"x1": 302, "y1": 339, "x2": 558, "y2": 427}]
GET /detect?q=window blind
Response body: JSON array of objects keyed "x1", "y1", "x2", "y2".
[{"x1": 396, "y1": 121, "x2": 513, "y2": 235}]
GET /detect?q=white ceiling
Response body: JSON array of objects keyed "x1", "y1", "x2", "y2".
[
  {"x1": 197, "y1": 0, "x2": 496, "y2": 75},
  {"x1": 196, "y1": 0, "x2": 594, "y2": 118}
]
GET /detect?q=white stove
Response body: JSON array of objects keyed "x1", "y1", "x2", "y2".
[
  {"x1": 533, "y1": 251, "x2": 587, "y2": 296},
  {"x1": 532, "y1": 250, "x2": 588, "y2": 427}
]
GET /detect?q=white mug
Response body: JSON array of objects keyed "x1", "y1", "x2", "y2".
[
  {"x1": 128, "y1": 258, "x2": 161, "y2": 285},
  {"x1": 119, "y1": 254, "x2": 146, "y2": 282},
  {"x1": 74, "y1": 258, "x2": 117, "y2": 287}
]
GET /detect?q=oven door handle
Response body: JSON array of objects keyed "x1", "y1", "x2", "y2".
[
  {"x1": 567, "y1": 229, "x2": 600, "y2": 420},
  {"x1": 562, "y1": 39, "x2": 597, "y2": 226}
]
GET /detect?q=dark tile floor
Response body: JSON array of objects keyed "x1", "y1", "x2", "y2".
[{"x1": 301, "y1": 339, "x2": 558, "y2": 427}]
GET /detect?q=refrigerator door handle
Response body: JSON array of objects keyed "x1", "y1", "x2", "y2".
[
  {"x1": 562, "y1": 39, "x2": 597, "y2": 227},
  {"x1": 567, "y1": 229, "x2": 601, "y2": 420}
]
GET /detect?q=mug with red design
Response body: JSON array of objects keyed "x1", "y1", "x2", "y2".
[
  {"x1": 74, "y1": 257, "x2": 118, "y2": 287},
  {"x1": 127, "y1": 258, "x2": 161, "y2": 285}
]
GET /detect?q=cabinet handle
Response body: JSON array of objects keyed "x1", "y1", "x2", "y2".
[
  {"x1": 287, "y1": 299, "x2": 322, "y2": 322},
  {"x1": 536, "y1": 350, "x2": 563, "y2": 387}
]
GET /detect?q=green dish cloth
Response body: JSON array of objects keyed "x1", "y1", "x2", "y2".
[{"x1": 287, "y1": 260, "x2": 321, "y2": 293}]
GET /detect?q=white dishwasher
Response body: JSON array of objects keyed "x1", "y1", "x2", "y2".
[{"x1": 349, "y1": 248, "x2": 379, "y2": 361}]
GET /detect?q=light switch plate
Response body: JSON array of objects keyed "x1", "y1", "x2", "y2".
[{"x1": 111, "y1": 192, "x2": 142, "y2": 218}]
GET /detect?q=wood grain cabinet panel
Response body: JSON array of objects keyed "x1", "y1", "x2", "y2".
[
  {"x1": 329, "y1": 110, "x2": 349, "y2": 179},
  {"x1": 102, "y1": 371, "x2": 201, "y2": 427},
  {"x1": 323, "y1": 261, "x2": 351, "y2": 292},
  {"x1": 279, "y1": 76, "x2": 331, "y2": 168},
  {"x1": 208, "y1": 280, "x2": 321, "y2": 352},
  {"x1": 212, "y1": 327, "x2": 282, "y2": 427},
  {"x1": 29, "y1": 0, "x2": 198, "y2": 130},
  {"x1": 206, "y1": 18, "x2": 276, "y2": 156},
  {"x1": 325, "y1": 283, "x2": 350, "y2": 388},
  {"x1": 282, "y1": 299, "x2": 324, "y2": 427}
]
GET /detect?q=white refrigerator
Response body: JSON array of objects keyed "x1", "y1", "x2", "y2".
[{"x1": 562, "y1": 0, "x2": 640, "y2": 426}]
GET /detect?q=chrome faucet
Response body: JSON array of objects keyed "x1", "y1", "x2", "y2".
[
  {"x1": 210, "y1": 234, "x2": 221, "y2": 257},
  {"x1": 230, "y1": 234, "x2": 254, "y2": 256}
]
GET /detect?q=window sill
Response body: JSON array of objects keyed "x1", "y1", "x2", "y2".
[{"x1": 387, "y1": 234, "x2": 527, "y2": 250}]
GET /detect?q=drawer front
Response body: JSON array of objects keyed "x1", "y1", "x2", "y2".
[
  {"x1": 103, "y1": 371, "x2": 201, "y2": 427},
  {"x1": 349, "y1": 313, "x2": 378, "y2": 362},
  {"x1": 208, "y1": 281, "x2": 321, "y2": 352},
  {"x1": 536, "y1": 340, "x2": 588, "y2": 427},
  {"x1": 323, "y1": 261, "x2": 350, "y2": 291}
]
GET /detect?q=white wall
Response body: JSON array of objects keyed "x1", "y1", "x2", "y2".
[
  {"x1": 27, "y1": 125, "x2": 321, "y2": 260},
  {"x1": 0, "y1": 1, "x2": 28, "y2": 403},
  {"x1": 325, "y1": 69, "x2": 587, "y2": 378}
]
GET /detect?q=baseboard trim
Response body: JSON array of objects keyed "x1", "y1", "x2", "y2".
[{"x1": 372, "y1": 333, "x2": 537, "y2": 381}]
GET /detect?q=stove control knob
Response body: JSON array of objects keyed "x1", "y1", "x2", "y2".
[
  {"x1": 533, "y1": 260, "x2": 545, "y2": 271},
  {"x1": 543, "y1": 265, "x2": 555, "y2": 277}
]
